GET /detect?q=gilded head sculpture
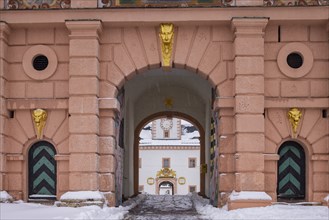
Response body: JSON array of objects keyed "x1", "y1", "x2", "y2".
[
  {"x1": 159, "y1": 23, "x2": 174, "y2": 67},
  {"x1": 288, "y1": 108, "x2": 302, "y2": 134},
  {"x1": 32, "y1": 109, "x2": 47, "y2": 139}
]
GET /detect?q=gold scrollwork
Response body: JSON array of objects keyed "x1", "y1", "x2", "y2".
[
  {"x1": 32, "y1": 109, "x2": 48, "y2": 139},
  {"x1": 159, "y1": 23, "x2": 174, "y2": 67},
  {"x1": 288, "y1": 108, "x2": 302, "y2": 135},
  {"x1": 156, "y1": 168, "x2": 176, "y2": 178}
]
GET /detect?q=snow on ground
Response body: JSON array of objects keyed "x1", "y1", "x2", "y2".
[
  {"x1": 0, "y1": 191, "x2": 13, "y2": 203},
  {"x1": 0, "y1": 194, "x2": 146, "y2": 220},
  {"x1": 229, "y1": 191, "x2": 272, "y2": 201},
  {"x1": 60, "y1": 191, "x2": 104, "y2": 200},
  {"x1": 192, "y1": 193, "x2": 329, "y2": 220},
  {"x1": 1, "y1": 193, "x2": 328, "y2": 220}
]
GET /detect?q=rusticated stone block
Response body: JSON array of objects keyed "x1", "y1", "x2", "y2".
[
  {"x1": 99, "y1": 117, "x2": 116, "y2": 136},
  {"x1": 69, "y1": 134, "x2": 99, "y2": 153},
  {"x1": 235, "y1": 76, "x2": 264, "y2": 94},
  {"x1": 99, "y1": 137, "x2": 116, "y2": 155},
  {"x1": 264, "y1": 173, "x2": 276, "y2": 192},
  {"x1": 69, "y1": 154, "x2": 98, "y2": 172},
  {"x1": 235, "y1": 153, "x2": 264, "y2": 172},
  {"x1": 69, "y1": 39, "x2": 99, "y2": 57},
  {"x1": 310, "y1": 25, "x2": 328, "y2": 42},
  {"x1": 108, "y1": 62, "x2": 125, "y2": 88},
  {"x1": 235, "y1": 114, "x2": 264, "y2": 133},
  {"x1": 69, "y1": 173, "x2": 98, "y2": 191},
  {"x1": 187, "y1": 26, "x2": 211, "y2": 71},
  {"x1": 99, "y1": 173, "x2": 115, "y2": 192},
  {"x1": 235, "y1": 96, "x2": 264, "y2": 114},
  {"x1": 103, "y1": 192, "x2": 116, "y2": 207},
  {"x1": 99, "y1": 155, "x2": 115, "y2": 173},
  {"x1": 69, "y1": 115, "x2": 99, "y2": 134},
  {"x1": 235, "y1": 172, "x2": 265, "y2": 191},
  {"x1": 219, "y1": 154, "x2": 235, "y2": 173},
  {"x1": 7, "y1": 174, "x2": 22, "y2": 191},
  {"x1": 123, "y1": 27, "x2": 148, "y2": 72},
  {"x1": 69, "y1": 77, "x2": 99, "y2": 96},
  {"x1": 235, "y1": 57, "x2": 264, "y2": 75},
  {"x1": 236, "y1": 133, "x2": 265, "y2": 152},
  {"x1": 69, "y1": 96, "x2": 99, "y2": 115},
  {"x1": 281, "y1": 81, "x2": 309, "y2": 98},
  {"x1": 281, "y1": 25, "x2": 308, "y2": 42},
  {"x1": 69, "y1": 57, "x2": 99, "y2": 77},
  {"x1": 27, "y1": 28, "x2": 54, "y2": 45},
  {"x1": 234, "y1": 38, "x2": 264, "y2": 56},
  {"x1": 313, "y1": 173, "x2": 328, "y2": 192},
  {"x1": 219, "y1": 173, "x2": 235, "y2": 191}
]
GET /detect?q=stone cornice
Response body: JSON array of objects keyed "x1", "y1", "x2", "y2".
[
  {"x1": 214, "y1": 97, "x2": 329, "y2": 110},
  {"x1": 1, "y1": 7, "x2": 328, "y2": 27}
]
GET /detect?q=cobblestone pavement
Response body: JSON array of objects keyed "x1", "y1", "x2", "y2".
[{"x1": 125, "y1": 194, "x2": 204, "y2": 220}]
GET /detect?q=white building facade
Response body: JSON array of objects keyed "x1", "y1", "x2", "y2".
[{"x1": 139, "y1": 118, "x2": 200, "y2": 195}]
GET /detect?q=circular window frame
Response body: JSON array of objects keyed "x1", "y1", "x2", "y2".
[
  {"x1": 23, "y1": 45, "x2": 58, "y2": 80},
  {"x1": 277, "y1": 43, "x2": 313, "y2": 79}
]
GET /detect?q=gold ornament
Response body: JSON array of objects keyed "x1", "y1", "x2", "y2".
[
  {"x1": 147, "y1": 177, "x2": 155, "y2": 185},
  {"x1": 164, "y1": 98, "x2": 173, "y2": 109},
  {"x1": 159, "y1": 23, "x2": 174, "y2": 67},
  {"x1": 156, "y1": 168, "x2": 176, "y2": 178},
  {"x1": 32, "y1": 109, "x2": 47, "y2": 139},
  {"x1": 178, "y1": 177, "x2": 186, "y2": 185},
  {"x1": 288, "y1": 108, "x2": 302, "y2": 135}
]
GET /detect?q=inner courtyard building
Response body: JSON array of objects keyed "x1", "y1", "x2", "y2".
[{"x1": 0, "y1": 0, "x2": 328, "y2": 210}]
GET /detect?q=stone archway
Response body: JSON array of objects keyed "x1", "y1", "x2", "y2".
[
  {"x1": 134, "y1": 111, "x2": 206, "y2": 196},
  {"x1": 65, "y1": 18, "x2": 269, "y2": 209}
]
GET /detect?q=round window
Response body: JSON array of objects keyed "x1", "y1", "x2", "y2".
[
  {"x1": 277, "y1": 43, "x2": 313, "y2": 78},
  {"x1": 287, "y1": 53, "x2": 303, "y2": 69},
  {"x1": 33, "y1": 55, "x2": 49, "y2": 71},
  {"x1": 22, "y1": 45, "x2": 58, "y2": 80}
]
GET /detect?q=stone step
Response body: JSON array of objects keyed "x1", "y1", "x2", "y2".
[{"x1": 28, "y1": 199, "x2": 56, "y2": 206}]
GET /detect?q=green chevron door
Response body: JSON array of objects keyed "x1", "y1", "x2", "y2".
[
  {"x1": 29, "y1": 141, "x2": 56, "y2": 199},
  {"x1": 277, "y1": 141, "x2": 305, "y2": 200}
]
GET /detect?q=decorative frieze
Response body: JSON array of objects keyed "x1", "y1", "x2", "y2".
[
  {"x1": 6, "y1": 0, "x2": 71, "y2": 9},
  {"x1": 264, "y1": 0, "x2": 328, "y2": 6}
]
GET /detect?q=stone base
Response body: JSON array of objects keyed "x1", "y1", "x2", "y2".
[
  {"x1": 57, "y1": 199, "x2": 105, "y2": 208},
  {"x1": 103, "y1": 192, "x2": 116, "y2": 207},
  {"x1": 57, "y1": 191, "x2": 106, "y2": 208},
  {"x1": 228, "y1": 199, "x2": 272, "y2": 210}
]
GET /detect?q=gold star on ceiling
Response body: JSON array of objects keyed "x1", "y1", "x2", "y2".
[{"x1": 164, "y1": 98, "x2": 173, "y2": 109}]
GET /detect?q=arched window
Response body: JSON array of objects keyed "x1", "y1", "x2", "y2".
[
  {"x1": 28, "y1": 141, "x2": 57, "y2": 200},
  {"x1": 277, "y1": 141, "x2": 305, "y2": 200}
]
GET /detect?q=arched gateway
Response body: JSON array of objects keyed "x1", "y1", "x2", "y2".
[{"x1": 1, "y1": 2, "x2": 328, "y2": 211}]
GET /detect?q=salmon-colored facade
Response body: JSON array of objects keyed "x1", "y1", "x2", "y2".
[{"x1": 0, "y1": 0, "x2": 328, "y2": 210}]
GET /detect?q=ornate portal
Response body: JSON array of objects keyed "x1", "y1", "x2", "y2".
[
  {"x1": 288, "y1": 108, "x2": 302, "y2": 135},
  {"x1": 32, "y1": 109, "x2": 48, "y2": 139},
  {"x1": 159, "y1": 23, "x2": 174, "y2": 67}
]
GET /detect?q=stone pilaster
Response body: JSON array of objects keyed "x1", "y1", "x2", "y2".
[
  {"x1": 65, "y1": 20, "x2": 102, "y2": 195},
  {"x1": 0, "y1": 22, "x2": 10, "y2": 190},
  {"x1": 98, "y1": 99, "x2": 120, "y2": 206},
  {"x1": 230, "y1": 18, "x2": 271, "y2": 209}
]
